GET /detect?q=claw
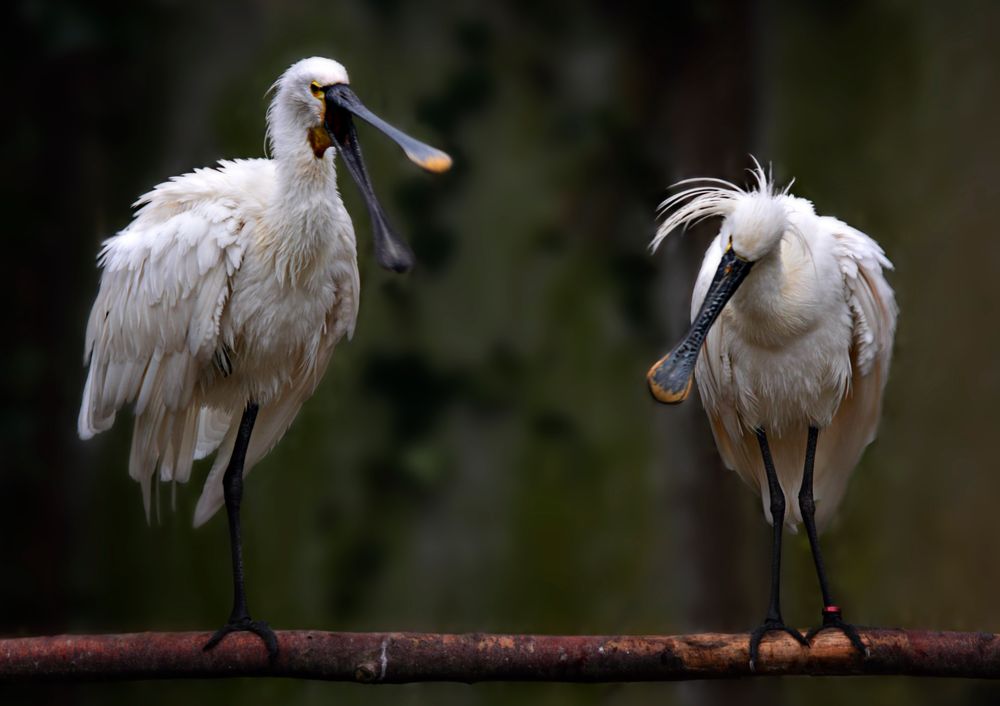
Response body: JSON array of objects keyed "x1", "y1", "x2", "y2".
[
  {"x1": 806, "y1": 607, "x2": 868, "y2": 658},
  {"x1": 203, "y1": 618, "x2": 279, "y2": 661},
  {"x1": 748, "y1": 618, "x2": 808, "y2": 671}
]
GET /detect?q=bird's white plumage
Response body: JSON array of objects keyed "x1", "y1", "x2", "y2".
[
  {"x1": 654, "y1": 164, "x2": 897, "y2": 530},
  {"x1": 79, "y1": 58, "x2": 361, "y2": 525}
]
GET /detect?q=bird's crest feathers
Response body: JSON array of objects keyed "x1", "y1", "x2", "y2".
[{"x1": 651, "y1": 158, "x2": 791, "y2": 252}]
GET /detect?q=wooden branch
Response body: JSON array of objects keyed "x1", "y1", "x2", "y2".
[{"x1": 2, "y1": 628, "x2": 999, "y2": 683}]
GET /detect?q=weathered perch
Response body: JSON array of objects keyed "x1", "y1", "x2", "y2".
[{"x1": 1, "y1": 628, "x2": 998, "y2": 683}]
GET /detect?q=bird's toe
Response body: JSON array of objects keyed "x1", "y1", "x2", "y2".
[
  {"x1": 806, "y1": 607, "x2": 868, "y2": 657},
  {"x1": 748, "y1": 619, "x2": 808, "y2": 671},
  {"x1": 203, "y1": 617, "x2": 279, "y2": 661}
]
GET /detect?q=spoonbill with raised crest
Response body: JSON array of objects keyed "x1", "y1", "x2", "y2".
[{"x1": 647, "y1": 161, "x2": 896, "y2": 668}]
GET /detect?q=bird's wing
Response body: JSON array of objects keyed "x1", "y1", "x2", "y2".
[
  {"x1": 78, "y1": 160, "x2": 267, "y2": 515},
  {"x1": 810, "y1": 218, "x2": 898, "y2": 528},
  {"x1": 826, "y1": 218, "x2": 897, "y2": 377},
  {"x1": 191, "y1": 278, "x2": 357, "y2": 527}
]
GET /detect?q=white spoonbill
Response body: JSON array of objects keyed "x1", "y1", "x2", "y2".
[
  {"x1": 78, "y1": 57, "x2": 451, "y2": 657},
  {"x1": 646, "y1": 162, "x2": 896, "y2": 668}
]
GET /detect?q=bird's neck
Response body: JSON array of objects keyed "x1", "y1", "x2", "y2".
[
  {"x1": 273, "y1": 145, "x2": 341, "y2": 214},
  {"x1": 729, "y1": 237, "x2": 820, "y2": 346},
  {"x1": 264, "y1": 142, "x2": 357, "y2": 286}
]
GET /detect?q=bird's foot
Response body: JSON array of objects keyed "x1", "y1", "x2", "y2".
[
  {"x1": 203, "y1": 615, "x2": 279, "y2": 661},
  {"x1": 748, "y1": 617, "x2": 808, "y2": 671},
  {"x1": 806, "y1": 605, "x2": 869, "y2": 658}
]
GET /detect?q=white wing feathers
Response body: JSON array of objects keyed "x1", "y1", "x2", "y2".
[
  {"x1": 808, "y1": 218, "x2": 897, "y2": 528},
  {"x1": 79, "y1": 163, "x2": 255, "y2": 517},
  {"x1": 826, "y1": 217, "x2": 897, "y2": 379}
]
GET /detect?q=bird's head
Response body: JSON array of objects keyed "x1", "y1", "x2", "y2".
[
  {"x1": 271, "y1": 57, "x2": 351, "y2": 136},
  {"x1": 722, "y1": 192, "x2": 789, "y2": 262},
  {"x1": 646, "y1": 160, "x2": 789, "y2": 404},
  {"x1": 269, "y1": 57, "x2": 452, "y2": 273}
]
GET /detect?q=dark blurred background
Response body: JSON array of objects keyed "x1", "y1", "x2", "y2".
[{"x1": 4, "y1": 0, "x2": 1000, "y2": 704}]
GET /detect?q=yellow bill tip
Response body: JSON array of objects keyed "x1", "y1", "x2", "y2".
[
  {"x1": 409, "y1": 150, "x2": 453, "y2": 173},
  {"x1": 646, "y1": 356, "x2": 692, "y2": 405}
]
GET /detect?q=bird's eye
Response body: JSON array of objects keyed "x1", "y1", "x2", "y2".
[{"x1": 310, "y1": 81, "x2": 324, "y2": 98}]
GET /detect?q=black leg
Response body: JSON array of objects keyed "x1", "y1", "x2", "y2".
[
  {"x1": 748, "y1": 428, "x2": 808, "y2": 670},
  {"x1": 800, "y1": 426, "x2": 868, "y2": 657},
  {"x1": 203, "y1": 402, "x2": 278, "y2": 660}
]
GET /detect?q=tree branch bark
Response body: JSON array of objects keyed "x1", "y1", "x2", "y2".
[{"x1": 2, "y1": 628, "x2": 999, "y2": 683}]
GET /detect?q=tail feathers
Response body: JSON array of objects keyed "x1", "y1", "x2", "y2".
[
  {"x1": 712, "y1": 382, "x2": 880, "y2": 534},
  {"x1": 128, "y1": 404, "x2": 203, "y2": 521},
  {"x1": 707, "y1": 422, "x2": 803, "y2": 532},
  {"x1": 192, "y1": 390, "x2": 310, "y2": 527},
  {"x1": 195, "y1": 407, "x2": 233, "y2": 459},
  {"x1": 759, "y1": 434, "x2": 806, "y2": 532},
  {"x1": 192, "y1": 423, "x2": 239, "y2": 528},
  {"x1": 129, "y1": 408, "x2": 163, "y2": 520},
  {"x1": 119, "y1": 394, "x2": 306, "y2": 528},
  {"x1": 727, "y1": 425, "x2": 851, "y2": 533},
  {"x1": 811, "y1": 366, "x2": 885, "y2": 531},
  {"x1": 188, "y1": 406, "x2": 237, "y2": 526},
  {"x1": 160, "y1": 405, "x2": 199, "y2": 484}
]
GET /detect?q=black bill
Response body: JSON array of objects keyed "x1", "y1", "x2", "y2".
[
  {"x1": 324, "y1": 84, "x2": 452, "y2": 273},
  {"x1": 647, "y1": 247, "x2": 753, "y2": 404}
]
